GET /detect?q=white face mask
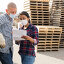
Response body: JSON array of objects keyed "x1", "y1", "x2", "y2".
[
  {"x1": 20, "y1": 20, "x2": 28, "y2": 26},
  {"x1": 9, "y1": 13, "x2": 15, "y2": 19}
]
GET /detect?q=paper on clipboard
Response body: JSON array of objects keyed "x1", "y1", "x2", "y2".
[{"x1": 13, "y1": 29, "x2": 27, "y2": 40}]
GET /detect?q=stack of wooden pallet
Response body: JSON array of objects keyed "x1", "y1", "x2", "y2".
[
  {"x1": 60, "y1": 1, "x2": 64, "y2": 48},
  {"x1": 51, "y1": 0, "x2": 64, "y2": 48},
  {"x1": 37, "y1": 26, "x2": 62, "y2": 52},
  {"x1": 51, "y1": 0, "x2": 61, "y2": 26},
  {"x1": 24, "y1": 0, "x2": 50, "y2": 25}
]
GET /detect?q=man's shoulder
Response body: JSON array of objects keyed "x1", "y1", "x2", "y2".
[{"x1": 0, "y1": 13, "x2": 6, "y2": 19}]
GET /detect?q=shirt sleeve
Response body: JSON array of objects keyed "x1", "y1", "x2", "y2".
[
  {"x1": 33, "y1": 39, "x2": 37, "y2": 45},
  {"x1": 0, "y1": 15, "x2": 5, "y2": 26},
  {"x1": 32, "y1": 26, "x2": 39, "y2": 45}
]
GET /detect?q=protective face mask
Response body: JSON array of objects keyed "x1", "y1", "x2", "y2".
[
  {"x1": 20, "y1": 20, "x2": 28, "y2": 26},
  {"x1": 9, "y1": 13, "x2": 15, "y2": 19}
]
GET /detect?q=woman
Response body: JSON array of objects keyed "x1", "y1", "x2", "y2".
[{"x1": 16, "y1": 11, "x2": 39, "y2": 64}]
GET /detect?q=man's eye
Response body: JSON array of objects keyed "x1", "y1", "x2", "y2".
[{"x1": 11, "y1": 12, "x2": 14, "y2": 14}]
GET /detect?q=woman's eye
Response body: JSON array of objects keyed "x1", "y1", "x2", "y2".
[
  {"x1": 20, "y1": 18, "x2": 22, "y2": 20},
  {"x1": 23, "y1": 18, "x2": 26, "y2": 20}
]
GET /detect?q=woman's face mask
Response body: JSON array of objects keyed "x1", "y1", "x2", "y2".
[{"x1": 20, "y1": 20, "x2": 28, "y2": 26}]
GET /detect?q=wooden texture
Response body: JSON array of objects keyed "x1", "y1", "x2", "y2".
[{"x1": 24, "y1": 0, "x2": 50, "y2": 25}]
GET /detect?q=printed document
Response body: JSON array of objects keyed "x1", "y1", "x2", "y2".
[{"x1": 13, "y1": 29, "x2": 27, "y2": 40}]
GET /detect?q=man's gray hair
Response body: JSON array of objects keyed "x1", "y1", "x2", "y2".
[{"x1": 7, "y1": 2, "x2": 17, "y2": 9}]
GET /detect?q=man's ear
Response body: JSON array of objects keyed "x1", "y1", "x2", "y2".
[
  {"x1": 6, "y1": 9, "x2": 9, "y2": 15},
  {"x1": 6, "y1": 9, "x2": 7, "y2": 13}
]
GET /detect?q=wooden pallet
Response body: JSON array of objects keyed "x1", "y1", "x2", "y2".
[{"x1": 37, "y1": 26, "x2": 62, "y2": 52}]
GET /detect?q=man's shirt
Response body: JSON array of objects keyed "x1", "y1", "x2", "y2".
[{"x1": 0, "y1": 13, "x2": 13, "y2": 53}]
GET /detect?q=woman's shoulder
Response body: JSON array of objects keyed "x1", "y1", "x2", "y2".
[{"x1": 30, "y1": 24, "x2": 38, "y2": 31}]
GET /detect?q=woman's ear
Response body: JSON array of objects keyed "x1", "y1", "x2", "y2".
[
  {"x1": 27, "y1": 18, "x2": 29, "y2": 21},
  {"x1": 28, "y1": 18, "x2": 30, "y2": 23}
]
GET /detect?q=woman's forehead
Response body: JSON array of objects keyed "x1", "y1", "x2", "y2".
[{"x1": 20, "y1": 15, "x2": 26, "y2": 17}]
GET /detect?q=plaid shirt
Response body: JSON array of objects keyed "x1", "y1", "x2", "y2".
[{"x1": 18, "y1": 24, "x2": 39, "y2": 56}]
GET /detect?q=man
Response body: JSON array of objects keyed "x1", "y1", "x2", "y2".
[{"x1": 0, "y1": 2, "x2": 17, "y2": 64}]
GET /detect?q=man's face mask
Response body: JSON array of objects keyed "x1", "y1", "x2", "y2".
[{"x1": 9, "y1": 13, "x2": 16, "y2": 19}]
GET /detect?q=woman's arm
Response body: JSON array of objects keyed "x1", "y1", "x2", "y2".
[{"x1": 21, "y1": 26, "x2": 39, "y2": 45}]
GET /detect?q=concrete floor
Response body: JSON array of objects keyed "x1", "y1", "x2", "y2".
[
  {"x1": 34, "y1": 52, "x2": 64, "y2": 64},
  {"x1": 39, "y1": 48, "x2": 64, "y2": 61},
  {"x1": 0, "y1": 41, "x2": 64, "y2": 64}
]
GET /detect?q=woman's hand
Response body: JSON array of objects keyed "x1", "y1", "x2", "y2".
[
  {"x1": 21, "y1": 36, "x2": 34, "y2": 43},
  {"x1": 21, "y1": 36, "x2": 30, "y2": 40}
]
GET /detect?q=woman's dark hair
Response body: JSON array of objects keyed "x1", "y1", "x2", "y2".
[{"x1": 19, "y1": 11, "x2": 30, "y2": 23}]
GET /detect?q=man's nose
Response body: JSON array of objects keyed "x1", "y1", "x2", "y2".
[{"x1": 13, "y1": 12, "x2": 16, "y2": 14}]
